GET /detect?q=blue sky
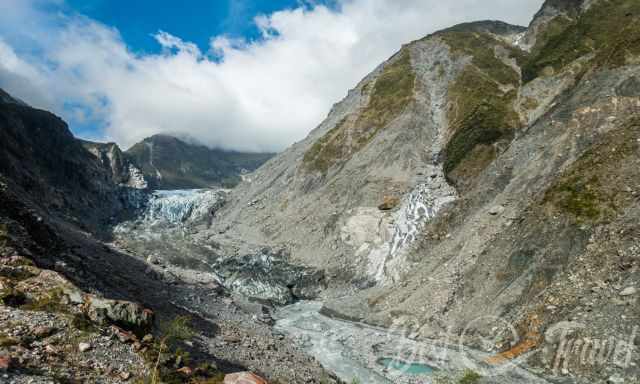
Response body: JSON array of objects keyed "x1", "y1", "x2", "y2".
[
  {"x1": 0, "y1": 0, "x2": 543, "y2": 151},
  {"x1": 64, "y1": 0, "x2": 310, "y2": 55}
]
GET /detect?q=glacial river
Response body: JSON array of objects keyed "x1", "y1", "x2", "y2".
[{"x1": 274, "y1": 301, "x2": 549, "y2": 384}]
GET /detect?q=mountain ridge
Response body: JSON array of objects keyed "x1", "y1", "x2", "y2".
[{"x1": 124, "y1": 134, "x2": 274, "y2": 190}]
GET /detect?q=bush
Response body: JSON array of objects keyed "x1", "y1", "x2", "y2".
[{"x1": 458, "y1": 370, "x2": 482, "y2": 384}]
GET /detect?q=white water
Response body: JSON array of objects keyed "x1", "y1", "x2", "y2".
[{"x1": 367, "y1": 176, "x2": 457, "y2": 284}]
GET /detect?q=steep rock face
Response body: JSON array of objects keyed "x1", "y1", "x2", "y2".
[
  {"x1": 81, "y1": 140, "x2": 148, "y2": 189},
  {"x1": 125, "y1": 134, "x2": 273, "y2": 190},
  {"x1": 211, "y1": 1, "x2": 640, "y2": 381},
  {"x1": 0, "y1": 94, "x2": 133, "y2": 231}
]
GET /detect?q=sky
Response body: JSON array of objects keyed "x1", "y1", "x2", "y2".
[{"x1": 0, "y1": 0, "x2": 544, "y2": 152}]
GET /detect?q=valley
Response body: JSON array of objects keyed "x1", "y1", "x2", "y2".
[{"x1": 1, "y1": 0, "x2": 640, "y2": 383}]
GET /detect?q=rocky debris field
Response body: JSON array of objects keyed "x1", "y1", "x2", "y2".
[
  {"x1": 0, "y1": 255, "x2": 149, "y2": 383},
  {"x1": 0, "y1": 177, "x2": 338, "y2": 384}
]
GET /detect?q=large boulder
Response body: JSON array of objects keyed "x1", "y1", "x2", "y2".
[
  {"x1": 223, "y1": 372, "x2": 268, "y2": 384},
  {"x1": 215, "y1": 248, "x2": 325, "y2": 305},
  {"x1": 83, "y1": 295, "x2": 154, "y2": 334}
]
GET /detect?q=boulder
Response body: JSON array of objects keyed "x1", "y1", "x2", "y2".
[
  {"x1": 84, "y1": 296, "x2": 154, "y2": 333},
  {"x1": 620, "y1": 287, "x2": 637, "y2": 296},
  {"x1": 177, "y1": 366, "x2": 193, "y2": 376},
  {"x1": 224, "y1": 372, "x2": 268, "y2": 384},
  {"x1": 488, "y1": 205, "x2": 505, "y2": 216},
  {"x1": 378, "y1": 196, "x2": 400, "y2": 211}
]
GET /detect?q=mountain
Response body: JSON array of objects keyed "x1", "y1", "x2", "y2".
[
  {"x1": 2, "y1": 0, "x2": 640, "y2": 382},
  {"x1": 124, "y1": 134, "x2": 274, "y2": 190},
  {"x1": 0, "y1": 93, "x2": 332, "y2": 383},
  {"x1": 0, "y1": 93, "x2": 138, "y2": 232},
  {"x1": 203, "y1": 0, "x2": 640, "y2": 381}
]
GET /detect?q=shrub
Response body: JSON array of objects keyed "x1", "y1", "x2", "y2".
[{"x1": 458, "y1": 370, "x2": 482, "y2": 384}]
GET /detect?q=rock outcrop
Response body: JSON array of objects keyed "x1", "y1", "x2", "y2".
[
  {"x1": 0, "y1": 96, "x2": 135, "y2": 231},
  {"x1": 81, "y1": 140, "x2": 148, "y2": 189}
]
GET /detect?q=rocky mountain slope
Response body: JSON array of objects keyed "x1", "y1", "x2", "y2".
[
  {"x1": 0, "y1": 92, "x2": 142, "y2": 233},
  {"x1": 125, "y1": 134, "x2": 274, "y2": 190},
  {"x1": 0, "y1": 92, "x2": 335, "y2": 383},
  {"x1": 204, "y1": 0, "x2": 640, "y2": 382}
]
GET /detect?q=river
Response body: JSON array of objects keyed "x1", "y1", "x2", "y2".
[{"x1": 275, "y1": 301, "x2": 550, "y2": 384}]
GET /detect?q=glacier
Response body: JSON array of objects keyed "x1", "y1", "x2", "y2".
[{"x1": 142, "y1": 189, "x2": 226, "y2": 224}]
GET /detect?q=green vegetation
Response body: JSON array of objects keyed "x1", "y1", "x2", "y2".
[
  {"x1": 0, "y1": 265, "x2": 37, "y2": 281},
  {"x1": 430, "y1": 370, "x2": 482, "y2": 384},
  {"x1": 302, "y1": 117, "x2": 350, "y2": 173},
  {"x1": 550, "y1": 175, "x2": 605, "y2": 220},
  {"x1": 150, "y1": 315, "x2": 194, "y2": 384},
  {"x1": 0, "y1": 288, "x2": 27, "y2": 307},
  {"x1": 21, "y1": 288, "x2": 68, "y2": 313},
  {"x1": 303, "y1": 49, "x2": 416, "y2": 173},
  {"x1": 522, "y1": 0, "x2": 640, "y2": 82},
  {"x1": 439, "y1": 31, "x2": 524, "y2": 86},
  {"x1": 357, "y1": 49, "x2": 416, "y2": 132},
  {"x1": 432, "y1": 29, "x2": 523, "y2": 185},
  {"x1": 458, "y1": 370, "x2": 482, "y2": 384},
  {"x1": 125, "y1": 134, "x2": 273, "y2": 189},
  {"x1": 543, "y1": 118, "x2": 640, "y2": 223},
  {"x1": 71, "y1": 313, "x2": 98, "y2": 333},
  {"x1": 443, "y1": 66, "x2": 519, "y2": 182},
  {"x1": 136, "y1": 315, "x2": 224, "y2": 384},
  {"x1": 0, "y1": 333, "x2": 20, "y2": 347}
]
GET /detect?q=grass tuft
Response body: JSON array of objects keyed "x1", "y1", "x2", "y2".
[{"x1": 458, "y1": 370, "x2": 482, "y2": 384}]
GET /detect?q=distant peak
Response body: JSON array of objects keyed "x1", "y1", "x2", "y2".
[{"x1": 436, "y1": 20, "x2": 527, "y2": 37}]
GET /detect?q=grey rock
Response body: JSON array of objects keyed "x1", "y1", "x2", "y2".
[
  {"x1": 84, "y1": 296, "x2": 154, "y2": 333},
  {"x1": 488, "y1": 205, "x2": 506, "y2": 216},
  {"x1": 620, "y1": 287, "x2": 637, "y2": 296},
  {"x1": 608, "y1": 375, "x2": 625, "y2": 384}
]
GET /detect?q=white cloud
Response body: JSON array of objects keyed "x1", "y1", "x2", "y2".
[{"x1": 0, "y1": 0, "x2": 544, "y2": 152}]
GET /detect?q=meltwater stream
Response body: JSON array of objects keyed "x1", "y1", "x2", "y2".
[{"x1": 274, "y1": 302, "x2": 550, "y2": 384}]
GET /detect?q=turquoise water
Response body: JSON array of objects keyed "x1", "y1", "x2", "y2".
[{"x1": 376, "y1": 357, "x2": 435, "y2": 375}]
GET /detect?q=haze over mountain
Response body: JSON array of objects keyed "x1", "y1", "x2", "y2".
[{"x1": 124, "y1": 134, "x2": 273, "y2": 189}]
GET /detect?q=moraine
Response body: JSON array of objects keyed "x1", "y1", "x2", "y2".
[{"x1": 115, "y1": 190, "x2": 551, "y2": 384}]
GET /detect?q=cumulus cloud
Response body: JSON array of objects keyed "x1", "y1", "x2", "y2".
[{"x1": 0, "y1": 0, "x2": 543, "y2": 152}]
